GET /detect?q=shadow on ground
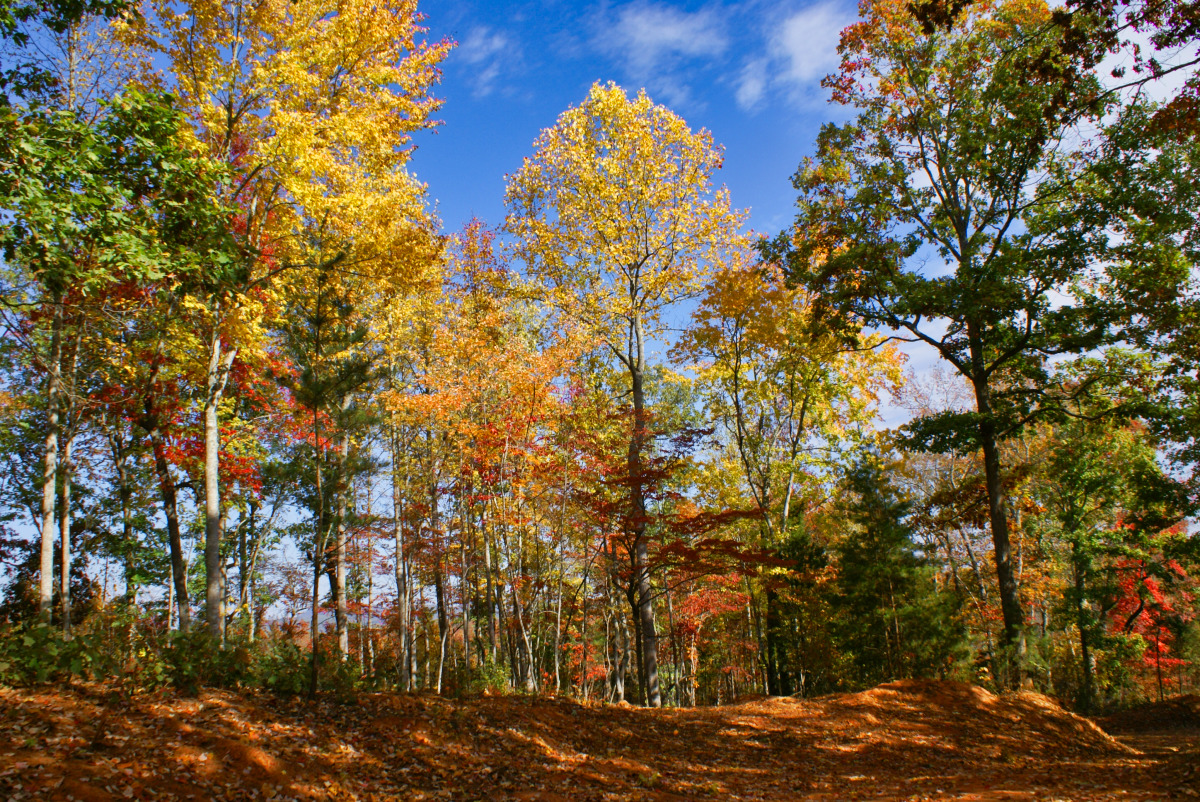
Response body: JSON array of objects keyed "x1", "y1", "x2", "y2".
[{"x1": 0, "y1": 680, "x2": 1197, "y2": 800}]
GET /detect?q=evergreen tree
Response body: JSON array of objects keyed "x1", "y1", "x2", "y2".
[{"x1": 834, "y1": 456, "x2": 965, "y2": 688}]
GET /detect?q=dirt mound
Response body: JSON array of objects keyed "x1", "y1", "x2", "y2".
[
  {"x1": 0, "y1": 681, "x2": 1190, "y2": 800},
  {"x1": 732, "y1": 677, "x2": 1131, "y2": 760},
  {"x1": 1100, "y1": 694, "x2": 1200, "y2": 733},
  {"x1": 860, "y1": 678, "x2": 1133, "y2": 755}
]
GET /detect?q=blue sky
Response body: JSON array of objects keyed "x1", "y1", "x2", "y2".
[
  {"x1": 409, "y1": 0, "x2": 859, "y2": 238},
  {"x1": 405, "y1": 0, "x2": 954, "y2": 425}
]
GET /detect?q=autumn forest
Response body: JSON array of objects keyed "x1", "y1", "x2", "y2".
[{"x1": 1, "y1": 0, "x2": 1200, "y2": 792}]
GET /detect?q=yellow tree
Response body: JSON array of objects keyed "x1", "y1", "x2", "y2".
[
  {"x1": 504, "y1": 81, "x2": 745, "y2": 707},
  {"x1": 677, "y1": 257, "x2": 903, "y2": 543},
  {"x1": 675, "y1": 255, "x2": 903, "y2": 693},
  {"x1": 381, "y1": 221, "x2": 585, "y2": 693},
  {"x1": 148, "y1": 0, "x2": 448, "y2": 638}
]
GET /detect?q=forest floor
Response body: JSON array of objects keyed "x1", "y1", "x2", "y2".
[{"x1": 0, "y1": 679, "x2": 1197, "y2": 801}]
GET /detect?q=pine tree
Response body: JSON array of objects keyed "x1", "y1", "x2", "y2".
[{"x1": 834, "y1": 456, "x2": 965, "y2": 688}]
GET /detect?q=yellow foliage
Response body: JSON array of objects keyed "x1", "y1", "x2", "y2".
[
  {"x1": 504, "y1": 81, "x2": 747, "y2": 342},
  {"x1": 151, "y1": 0, "x2": 449, "y2": 306}
]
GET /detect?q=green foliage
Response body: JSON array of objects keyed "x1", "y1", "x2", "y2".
[
  {"x1": 766, "y1": 526, "x2": 839, "y2": 697},
  {"x1": 1, "y1": 89, "x2": 240, "y2": 297},
  {"x1": 250, "y1": 634, "x2": 309, "y2": 696},
  {"x1": 0, "y1": 609, "x2": 170, "y2": 689},
  {"x1": 321, "y1": 651, "x2": 366, "y2": 704},
  {"x1": 0, "y1": 612, "x2": 391, "y2": 702},
  {"x1": 161, "y1": 629, "x2": 255, "y2": 694},
  {"x1": 455, "y1": 657, "x2": 512, "y2": 697},
  {"x1": 832, "y1": 457, "x2": 967, "y2": 688},
  {"x1": 0, "y1": 622, "x2": 80, "y2": 684}
]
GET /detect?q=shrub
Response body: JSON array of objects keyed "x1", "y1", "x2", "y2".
[
  {"x1": 251, "y1": 634, "x2": 309, "y2": 696},
  {"x1": 456, "y1": 658, "x2": 511, "y2": 696}
]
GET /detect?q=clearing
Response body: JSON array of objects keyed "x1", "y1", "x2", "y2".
[{"x1": 0, "y1": 680, "x2": 1197, "y2": 800}]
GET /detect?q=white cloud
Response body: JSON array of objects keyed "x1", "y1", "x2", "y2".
[
  {"x1": 595, "y1": 2, "x2": 729, "y2": 107},
  {"x1": 608, "y1": 2, "x2": 728, "y2": 71},
  {"x1": 733, "y1": 1, "x2": 855, "y2": 111},
  {"x1": 457, "y1": 26, "x2": 517, "y2": 97},
  {"x1": 770, "y1": 2, "x2": 849, "y2": 88},
  {"x1": 735, "y1": 57, "x2": 769, "y2": 109}
]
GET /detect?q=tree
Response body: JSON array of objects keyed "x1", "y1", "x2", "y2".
[
  {"x1": 834, "y1": 454, "x2": 966, "y2": 687},
  {"x1": 770, "y1": 0, "x2": 1128, "y2": 684},
  {"x1": 1029, "y1": 388, "x2": 1192, "y2": 709},
  {"x1": 505, "y1": 81, "x2": 745, "y2": 706},
  {"x1": 149, "y1": 0, "x2": 449, "y2": 640},
  {"x1": 275, "y1": 242, "x2": 377, "y2": 692},
  {"x1": 1, "y1": 89, "x2": 238, "y2": 625},
  {"x1": 675, "y1": 255, "x2": 903, "y2": 693}
]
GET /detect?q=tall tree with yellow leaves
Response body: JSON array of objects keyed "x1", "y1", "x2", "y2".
[
  {"x1": 147, "y1": 0, "x2": 448, "y2": 638},
  {"x1": 675, "y1": 256, "x2": 904, "y2": 693},
  {"x1": 505, "y1": 82, "x2": 745, "y2": 707}
]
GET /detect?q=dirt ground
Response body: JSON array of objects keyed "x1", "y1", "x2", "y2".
[{"x1": 0, "y1": 680, "x2": 1196, "y2": 801}]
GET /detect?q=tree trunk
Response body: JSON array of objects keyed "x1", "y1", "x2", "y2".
[
  {"x1": 391, "y1": 427, "x2": 413, "y2": 690},
  {"x1": 484, "y1": 511, "x2": 497, "y2": 661},
  {"x1": 969, "y1": 338, "x2": 1025, "y2": 688},
  {"x1": 460, "y1": 494, "x2": 472, "y2": 672},
  {"x1": 38, "y1": 293, "x2": 63, "y2": 623},
  {"x1": 580, "y1": 578, "x2": 590, "y2": 700},
  {"x1": 309, "y1": 410, "x2": 328, "y2": 698},
  {"x1": 110, "y1": 428, "x2": 136, "y2": 606},
  {"x1": 150, "y1": 429, "x2": 189, "y2": 631},
  {"x1": 204, "y1": 312, "x2": 238, "y2": 642},
  {"x1": 554, "y1": 463, "x2": 568, "y2": 693},
  {"x1": 1074, "y1": 555, "x2": 1094, "y2": 711},
  {"x1": 764, "y1": 587, "x2": 780, "y2": 695},
  {"x1": 627, "y1": 315, "x2": 662, "y2": 707},
  {"x1": 58, "y1": 433, "x2": 73, "y2": 635},
  {"x1": 335, "y1": 397, "x2": 351, "y2": 660}
]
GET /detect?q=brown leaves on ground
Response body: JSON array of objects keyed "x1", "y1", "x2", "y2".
[
  {"x1": 1099, "y1": 694, "x2": 1200, "y2": 734},
  {"x1": 0, "y1": 679, "x2": 1196, "y2": 801}
]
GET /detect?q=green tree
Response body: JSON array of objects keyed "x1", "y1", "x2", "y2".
[
  {"x1": 275, "y1": 244, "x2": 378, "y2": 694},
  {"x1": 769, "y1": 0, "x2": 1129, "y2": 683},
  {"x1": 1, "y1": 90, "x2": 238, "y2": 625},
  {"x1": 1030, "y1": 393, "x2": 1193, "y2": 709},
  {"x1": 834, "y1": 455, "x2": 965, "y2": 688}
]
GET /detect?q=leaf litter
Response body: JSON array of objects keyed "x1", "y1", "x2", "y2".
[{"x1": 0, "y1": 679, "x2": 1196, "y2": 800}]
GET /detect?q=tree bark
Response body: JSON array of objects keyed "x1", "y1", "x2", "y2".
[
  {"x1": 391, "y1": 426, "x2": 413, "y2": 690},
  {"x1": 150, "y1": 428, "x2": 189, "y2": 631},
  {"x1": 203, "y1": 307, "x2": 237, "y2": 642},
  {"x1": 38, "y1": 293, "x2": 63, "y2": 623},
  {"x1": 627, "y1": 315, "x2": 661, "y2": 707},
  {"x1": 58, "y1": 433, "x2": 73, "y2": 634},
  {"x1": 107, "y1": 424, "x2": 137, "y2": 606},
  {"x1": 1073, "y1": 545, "x2": 1094, "y2": 711},
  {"x1": 335, "y1": 395, "x2": 351, "y2": 660},
  {"x1": 969, "y1": 354, "x2": 1025, "y2": 688},
  {"x1": 309, "y1": 409, "x2": 329, "y2": 697}
]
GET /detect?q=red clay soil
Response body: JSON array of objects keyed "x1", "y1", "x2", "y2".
[{"x1": 0, "y1": 679, "x2": 1196, "y2": 801}]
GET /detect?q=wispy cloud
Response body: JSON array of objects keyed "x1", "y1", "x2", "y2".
[
  {"x1": 594, "y1": 1, "x2": 729, "y2": 108},
  {"x1": 734, "y1": 1, "x2": 854, "y2": 111},
  {"x1": 735, "y1": 57, "x2": 769, "y2": 109},
  {"x1": 770, "y1": 3, "x2": 848, "y2": 87},
  {"x1": 457, "y1": 26, "x2": 517, "y2": 98}
]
